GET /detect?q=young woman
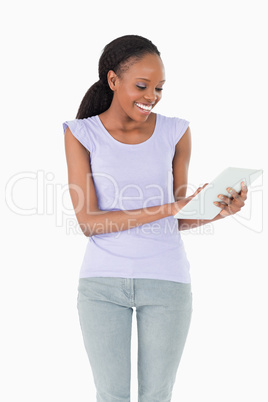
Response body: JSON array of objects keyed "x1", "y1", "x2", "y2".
[{"x1": 63, "y1": 35, "x2": 247, "y2": 402}]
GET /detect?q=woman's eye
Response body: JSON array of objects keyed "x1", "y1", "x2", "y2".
[
  {"x1": 136, "y1": 85, "x2": 146, "y2": 90},
  {"x1": 136, "y1": 84, "x2": 164, "y2": 92},
  {"x1": 136, "y1": 84, "x2": 163, "y2": 92}
]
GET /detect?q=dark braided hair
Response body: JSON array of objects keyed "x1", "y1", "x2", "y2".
[{"x1": 76, "y1": 35, "x2": 161, "y2": 119}]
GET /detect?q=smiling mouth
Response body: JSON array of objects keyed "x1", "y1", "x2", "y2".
[{"x1": 134, "y1": 102, "x2": 154, "y2": 112}]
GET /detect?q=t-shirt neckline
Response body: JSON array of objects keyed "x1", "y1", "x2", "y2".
[{"x1": 95, "y1": 114, "x2": 159, "y2": 147}]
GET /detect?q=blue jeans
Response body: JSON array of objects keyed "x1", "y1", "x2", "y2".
[{"x1": 77, "y1": 277, "x2": 192, "y2": 402}]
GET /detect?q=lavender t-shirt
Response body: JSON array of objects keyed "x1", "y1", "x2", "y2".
[{"x1": 63, "y1": 113, "x2": 191, "y2": 283}]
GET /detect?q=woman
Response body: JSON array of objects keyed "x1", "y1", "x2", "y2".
[{"x1": 63, "y1": 35, "x2": 247, "y2": 402}]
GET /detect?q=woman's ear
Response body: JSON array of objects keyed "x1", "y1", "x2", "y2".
[{"x1": 107, "y1": 70, "x2": 118, "y2": 92}]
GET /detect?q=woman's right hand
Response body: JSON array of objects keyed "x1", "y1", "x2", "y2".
[{"x1": 171, "y1": 184, "x2": 208, "y2": 216}]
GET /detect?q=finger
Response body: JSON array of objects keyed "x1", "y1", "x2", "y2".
[
  {"x1": 227, "y1": 187, "x2": 240, "y2": 199},
  {"x1": 217, "y1": 194, "x2": 232, "y2": 205},
  {"x1": 240, "y1": 181, "x2": 248, "y2": 200},
  {"x1": 213, "y1": 200, "x2": 229, "y2": 214},
  {"x1": 191, "y1": 186, "x2": 203, "y2": 197},
  {"x1": 214, "y1": 200, "x2": 227, "y2": 208},
  {"x1": 193, "y1": 183, "x2": 209, "y2": 196},
  {"x1": 228, "y1": 187, "x2": 246, "y2": 209}
]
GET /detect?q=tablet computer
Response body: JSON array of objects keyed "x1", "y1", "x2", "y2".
[{"x1": 173, "y1": 167, "x2": 263, "y2": 220}]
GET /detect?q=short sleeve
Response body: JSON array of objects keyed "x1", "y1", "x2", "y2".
[
  {"x1": 174, "y1": 117, "x2": 190, "y2": 147},
  {"x1": 62, "y1": 119, "x2": 93, "y2": 153}
]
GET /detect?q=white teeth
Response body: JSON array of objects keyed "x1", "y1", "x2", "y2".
[{"x1": 135, "y1": 102, "x2": 153, "y2": 111}]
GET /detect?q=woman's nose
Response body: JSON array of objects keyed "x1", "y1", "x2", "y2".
[{"x1": 144, "y1": 90, "x2": 158, "y2": 103}]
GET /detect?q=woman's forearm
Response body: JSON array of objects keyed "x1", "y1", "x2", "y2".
[
  {"x1": 79, "y1": 194, "x2": 226, "y2": 237},
  {"x1": 178, "y1": 213, "x2": 225, "y2": 231},
  {"x1": 80, "y1": 203, "x2": 175, "y2": 237}
]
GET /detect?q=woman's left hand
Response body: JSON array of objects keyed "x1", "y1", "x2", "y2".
[{"x1": 214, "y1": 181, "x2": 248, "y2": 217}]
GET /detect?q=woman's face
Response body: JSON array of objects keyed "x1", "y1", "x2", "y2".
[{"x1": 108, "y1": 53, "x2": 165, "y2": 122}]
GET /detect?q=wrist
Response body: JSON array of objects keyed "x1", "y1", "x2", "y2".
[
  {"x1": 165, "y1": 202, "x2": 178, "y2": 217},
  {"x1": 212, "y1": 212, "x2": 226, "y2": 222}
]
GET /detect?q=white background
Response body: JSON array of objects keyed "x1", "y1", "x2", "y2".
[{"x1": 1, "y1": 1, "x2": 267, "y2": 401}]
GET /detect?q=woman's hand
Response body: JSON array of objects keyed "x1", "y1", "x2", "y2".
[
  {"x1": 214, "y1": 181, "x2": 248, "y2": 217},
  {"x1": 172, "y1": 184, "x2": 208, "y2": 215}
]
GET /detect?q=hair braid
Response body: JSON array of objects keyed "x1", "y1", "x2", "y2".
[{"x1": 76, "y1": 35, "x2": 160, "y2": 119}]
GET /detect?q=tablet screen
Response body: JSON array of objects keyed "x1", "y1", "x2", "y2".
[{"x1": 174, "y1": 167, "x2": 263, "y2": 220}]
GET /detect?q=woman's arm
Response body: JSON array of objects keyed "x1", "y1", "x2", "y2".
[
  {"x1": 178, "y1": 213, "x2": 225, "y2": 231},
  {"x1": 172, "y1": 126, "x2": 248, "y2": 231},
  {"x1": 172, "y1": 126, "x2": 203, "y2": 231}
]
